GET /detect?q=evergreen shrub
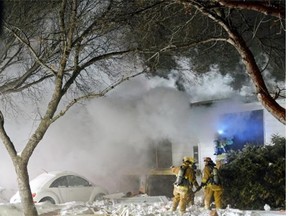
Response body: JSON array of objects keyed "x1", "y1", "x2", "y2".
[{"x1": 220, "y1": 135, "x2": 285, "y2": 210}]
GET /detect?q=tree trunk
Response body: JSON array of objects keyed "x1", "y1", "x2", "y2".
[
  {"x1": 0, "y1": 112, "x2": 38, "y2": 215},
  {"x1": 228, "y1": 32, "x2": 286, "y2": 125},
  {"x1": 15, "y1": 161, "x2": 38, "y2": 216}
]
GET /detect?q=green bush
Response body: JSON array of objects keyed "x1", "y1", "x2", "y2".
[{"x1": 220, "y1": 135, "x2": 286, "y2": 210}]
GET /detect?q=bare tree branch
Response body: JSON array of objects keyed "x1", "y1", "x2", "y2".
[
  {"x1": 216, "y1": 0, "x2": 285, "y2": 19},
  {"x1": 3, "y1": 22, "x2": 57, "y2": 75},
  {"x1": 0, "y1": 111, "x2": 18, "y2": 158},
  {"x1": 52, "y1": 68, "x2": 147, "y2": 123}
]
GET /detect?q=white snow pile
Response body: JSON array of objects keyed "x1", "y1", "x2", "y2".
[{"x1": 0, "y1": 194, "x2": 285, "y2": 216}]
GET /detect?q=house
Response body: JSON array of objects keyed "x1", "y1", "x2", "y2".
[
  {"x1": 187, "y1": 97, "x2": 286, "y2": 170},
  {"x1": 123, "y1": 97, "x2": 286, "y2": 197}
]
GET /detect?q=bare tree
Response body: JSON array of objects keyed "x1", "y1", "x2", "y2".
[{"x1": 0, "y1": 1, "x2": 146, "y2": 215}]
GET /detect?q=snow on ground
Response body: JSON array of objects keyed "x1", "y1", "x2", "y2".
[{"x1": 0, "y1": 193, "x2": 285, "y2": 216}]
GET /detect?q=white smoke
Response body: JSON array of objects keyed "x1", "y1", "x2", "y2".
[
  {"x1": 0, "y1": 57, "x2": 284, "y2": 197},
  {"x1": 171, "y1": 57, "x2": 238, "y2": 101},
  {"x1": 26, "y1": 78, "x2": 199, "y2": 192}
]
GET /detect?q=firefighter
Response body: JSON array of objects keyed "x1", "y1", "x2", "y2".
[
  {"x1": 200, "y1": 157, "x2": 223, "y2": 210},
  {"x1": 184, "y1": 157, "x2": 199, "y2": 206},
  {"x1": 170, "y1": 156, "x2": 199, "y2": 214}
]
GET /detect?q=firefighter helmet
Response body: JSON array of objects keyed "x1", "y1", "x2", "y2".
[
  {"x1": 183, "y1": 156, "x2": 194, "y2": 164},
  {"x1": 204, "y1": 157, "x2": 212, "y2": 162},
  {"x1": 204, "y1": 157, "x2": 216, "y2": 166}
]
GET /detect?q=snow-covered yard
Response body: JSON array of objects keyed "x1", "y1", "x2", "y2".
[{"x1": 0, "y1": 193, "x2": 285, "y2": 216}]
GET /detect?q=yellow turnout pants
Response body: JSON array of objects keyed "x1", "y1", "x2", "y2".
[
  {"x1": 172, "y1": 185, "x2": 189, "y2": 213},
  {"x1": 186, "y1": 189, "x2": 195, "y2": 206},
  {"x1": 204, "y1": 185, "x2": 223, "y2": 209}
]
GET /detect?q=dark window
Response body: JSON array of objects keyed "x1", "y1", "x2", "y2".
[
  {"x1": 50, "y1": 176, "x2": 68, "y2": 188},
  {"x1": 148, "y1": 139, "x2": 172, "y2": 168},
  {"x1": 67, "y1": 175, "x2": 91, "y2": 187},
  {"x1": 156, "y1": 140, "x2": 172, "y2": 168}
]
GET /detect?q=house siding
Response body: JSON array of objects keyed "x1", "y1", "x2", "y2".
[{"x1": 172, "y1": 99, "x2": 286, "y2": 170}]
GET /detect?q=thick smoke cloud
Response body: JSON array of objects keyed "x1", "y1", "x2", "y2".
[
  {"x1": 28, "y1": 79, "x2": 200, "y2": 193},
  {"x1": 0, "y1": 64, "x2": 281, "y2": 197}
]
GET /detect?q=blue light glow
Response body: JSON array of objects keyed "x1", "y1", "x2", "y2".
[{"x1": 217, "y1": 129, "x2": 224, "y2": 135}]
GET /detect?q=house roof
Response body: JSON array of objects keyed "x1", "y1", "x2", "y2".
[{"x1": 189, "y1": 96, "x2": 258, "y2": 107}]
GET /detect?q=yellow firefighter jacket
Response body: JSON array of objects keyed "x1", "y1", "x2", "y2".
[
  {"x1": 201, "y1": 165, "x2": 222, "y2": 191},
  {"x1": 171, "y1": 163, "x2": 197, "y2": 190}
]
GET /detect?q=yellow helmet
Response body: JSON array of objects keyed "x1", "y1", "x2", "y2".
[
  {"x1": 204, "y1": 157, "x2": 212, "y2": 162},
  {"x1": 183, "y1": 156, "x2": 194, "y2": 164}
]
